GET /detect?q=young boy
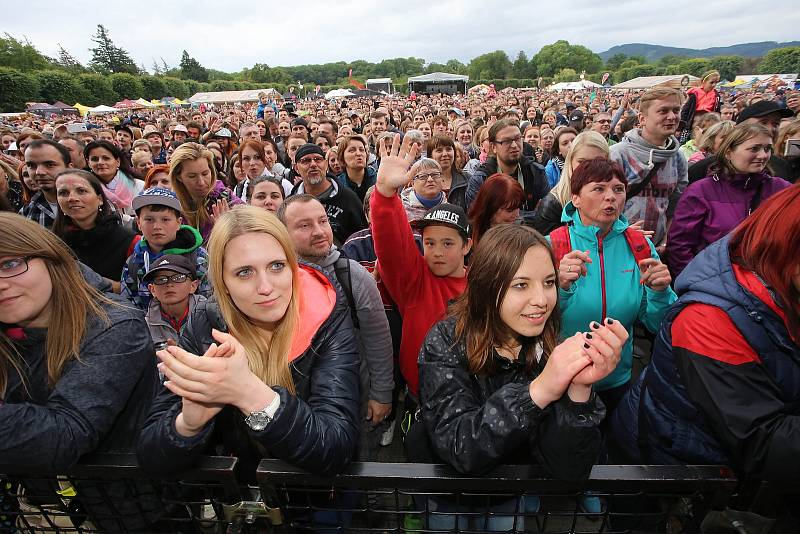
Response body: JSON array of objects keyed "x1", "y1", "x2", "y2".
[
  {"x1": 121, "y1": 187, "x2": 211, "y2": 309},
  {"x1": 371, "y1": 134, "x2": 472, "y2": 400},
  {"x1": 143, "y1": 254, "x2": 206, "y2": 347}
]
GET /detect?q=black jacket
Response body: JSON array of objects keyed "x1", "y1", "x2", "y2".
[
  {"x1": 446, "y1": 170, "x2": 468, "y2": 210},
  {"x1": 0, "y1": 296, "x2": 157, "y2": 470},
  {"x1": 465, "y1": 156, "x2": 550, "y2": 217},
  {"x1": 418, "y1": 316, "x2": 604, "y2": 478},
  {"x1": 136, "y1": 263, "x2": 361, "y2": 477},
  {"x1": 526, "y1": 192, "x2": 563, "y2": 236},
  {"x1": 59, "y1": 216, "x2": 138, "y2": 282}
]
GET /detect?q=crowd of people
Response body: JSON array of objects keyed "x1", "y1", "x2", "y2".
[{"x1": 1, "y1": 75, "x2": 799, "y2": 530}]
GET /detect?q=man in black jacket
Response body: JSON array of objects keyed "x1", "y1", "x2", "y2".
[
  {"x1": 289, "y1": 144, "x2": 367, "y2": 245},
  {"x1": 465, "y1": 119, "x2": 549, "y2": 218}
]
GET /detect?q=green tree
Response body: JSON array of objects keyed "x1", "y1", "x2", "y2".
[
  {"x1": 468, "y1": 50, "x2": 512, "y2": 80},
  {"x1": 77, "y1": 73, "x2": 118, "y2": 105},
  {"x1": 605, "y1": 53, "x2": 629, "y2": 71},
  {"x1": 676, "y1": 58, "x2": 712, "y2": 77},
  {"x1": 445, "y1": 59, "x2": 468, "y2": 75},
  {"x1": 757, "y1": 47, "x2": 800, "y2": 73},
  {"x1": 534, "y1": 40, "x2": 603, "y2": 77},
  {"x1": 0, "y1": 33, "x2": 52, "y2": 71},
  {"x1": 0, "y1": 67, "x2": 40, "y2": 111},
  {"x1": 140, "y1": 75, "x2": 166, "y2": 100},
  {"x1": 179, "y1": 50, "x2": 209, "y2": 82},
  {"x1": 553, "y1": 68, "x2": 578, "y2": 83},
  {"x1": 109, "y1": 72, "x2": 143, "y2": 99},
  {"x1": 89, "y1": 24, "x2": 138, "y2": 74},
  {"x1": 512, "y1": 51, "x2": 534, "y2": 78},
  {"x1": 709, "y1": 55, "x2": 744, "y2": 81},
  {"x1": 55, "y1": 44, "x2": 84, "y2": 73},
  {"x1": 35, "y1": 70, "x2": 88, "y2": 103},
  {"x1": 162, "y1": 76, "x2": 189, "y2": 99},
  {"x1": 657, "y1": 54, "x2": 688, "y2": 67}
]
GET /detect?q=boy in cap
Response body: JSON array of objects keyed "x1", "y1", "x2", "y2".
[
  {"x1": 371, "y1": 133, "x2": 472, "y2": 401},
  {"x1": 121, "y1": 187, "x2": 211, "y2": 310},
  {"x1": 143, "y1": 254, "x2": 206, "y2": 348}
]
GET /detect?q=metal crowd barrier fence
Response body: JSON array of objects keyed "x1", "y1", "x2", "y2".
[{"x1": 1, "y1": 453, "x2": 741, "y2": 533}]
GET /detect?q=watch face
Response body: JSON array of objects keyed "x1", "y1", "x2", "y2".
[{"x1": 245, "y1": 412, "x2": 271, "y2": 432}]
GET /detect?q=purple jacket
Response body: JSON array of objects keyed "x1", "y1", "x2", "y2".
[{"x1": 667, "y1": 172, "x2": 790, "y2": 277}]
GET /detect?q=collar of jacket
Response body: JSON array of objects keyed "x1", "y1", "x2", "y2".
[{"x1": 561, "y1": 200, "x2": 630, "y2": 240}]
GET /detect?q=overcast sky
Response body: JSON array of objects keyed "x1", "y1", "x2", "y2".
[{"x1": 5, "y1": 0, "x2": 799, "y2": 73}]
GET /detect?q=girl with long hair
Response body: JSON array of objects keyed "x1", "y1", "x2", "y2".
[
  {"x1": 0, "y1": 212, "x2": 156, "y2": 470},
  {"x1": 138, "y1": 206, "x2": 360, "y2": 476},
  {"x1": 417, "y1": 224, "x2": 627, "y2": 529},
  {"x1": 169, "y1": 142, "x2": 243, "y2": 243}
]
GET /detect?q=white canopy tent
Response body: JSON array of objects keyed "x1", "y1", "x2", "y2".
[
  {"x1": 88, "y1": 105, "x2": 118, "y2": 114},
  {"x1": 613, "y1": 75, "x2": 699, "y2": 90},
  {"x1": 325, "y1": 88, "x2": 356, "y2": 99},
  {"x1": 547, "y1": 80, "x2": 602, "y2": 91},
  {"x1": 188, "y1": 88, "x2": 280, "y2": 104}
]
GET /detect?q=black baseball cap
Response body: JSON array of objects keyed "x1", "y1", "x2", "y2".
[
  {"x1": 569, "y1": 110, "x2": 585, "y2": 124},
  {"x1": 294, "y1": 143, "x2": 325, "y2": 163},
  {"x1": 410, "y1": 203, "x2": 471, "y2": 240},
  {"x1": 736, "y1": 101, "x2": 794, "y2": 124},
  {"x1": 143, "y1": 254, "x2": 196, "y2": 281}
]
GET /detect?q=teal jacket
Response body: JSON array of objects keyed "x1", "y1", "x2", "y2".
[{"x1": 549, "y1": 202, "x2": 677, "y2": 391}]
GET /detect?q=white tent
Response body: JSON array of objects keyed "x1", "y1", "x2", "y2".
[
  {"x1": 325, "y1": 88, "x2": 356, "y2": 99},
  {"x1": 88, "y1": 105, "x2": 118, "y2": 114},
  {"x1": 613, "y1": 75, "x2": 699, "y2": 90},
  {"x1": 547, "y1": 80, "x2": 602, "y2": 91},
  {"x1": 188, "y1": 88, "x2": 280, "y2": 104},
  {"x1": 407, "y1": 72, "x2": 469, "y2": 94}
]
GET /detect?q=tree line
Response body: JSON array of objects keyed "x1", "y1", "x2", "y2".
[{"x1": 2, "y1": 25, "x2": 800, "y2": 113}]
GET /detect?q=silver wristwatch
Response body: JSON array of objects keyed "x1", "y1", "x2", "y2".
[{"x1": 244, "y1": 407, "x2": 273, "y2": 431}]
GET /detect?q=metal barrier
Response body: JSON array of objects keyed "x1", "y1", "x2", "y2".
[
  {"x1": 1, "y1": 454, "x2": 741, "y2": 533},
  {"x1": 257, "y1": 461, "x2": 739, "y2": 533}
]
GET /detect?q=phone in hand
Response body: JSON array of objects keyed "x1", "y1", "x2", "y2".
[{"x1": 785, "y1": 138, "x2": 800, "y2": 157}]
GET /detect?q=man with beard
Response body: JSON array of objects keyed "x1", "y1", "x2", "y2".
[
  {"x1": 20, "y1": 139, "x2": 72, "y2": 228},
  {"x1": 465, "y1": 118, "x2": 549, "y2": 220},
  {"x1": 279, "y1": 195, "x2": 394, "y2": 460},
  {"x1": 288, "y1": 144, "x2": 366, "y2": 244}
]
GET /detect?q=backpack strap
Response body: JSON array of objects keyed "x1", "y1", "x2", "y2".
[
  {"x1": 622, "y1": 227, "x2": 653, "y2": 266},
  {"x1": 333, "y1": 256, "x2": 360, "y2": 329},
  {"x1": 549, "y1": 224, "x2": 573, "y2": 268}
]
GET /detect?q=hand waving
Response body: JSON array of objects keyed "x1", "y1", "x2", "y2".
[{"x1": 376, "y1": 133, "x2": 420, "y2": 197}]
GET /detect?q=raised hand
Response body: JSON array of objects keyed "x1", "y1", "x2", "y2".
[
  {"x1": 210, "y1": 198, "x2": 230, "y2": 223},
  {"x1": 376, "y1": 133, "x2": 420, "y2": 197},
  {"x1": 638, "y1": 258, "x2": 672, "y2": 291},
  {"x1": 558, "y1": 250, "x2": 592, "y2": 290}
]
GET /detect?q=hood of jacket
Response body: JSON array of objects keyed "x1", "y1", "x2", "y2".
[
  {"x1": 139, "y1": 225, "x2": 203, "y2": 256},
  {"x1": 311, "y1": 246, "x2": 341, "y2": 270},
  {"x1": 620, "y1": 129, "x2": 680, "y2": 166}
]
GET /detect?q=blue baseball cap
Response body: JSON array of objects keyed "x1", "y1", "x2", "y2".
[{"x1": 132, "y1": 187, "x2": 182, "y2": 213}]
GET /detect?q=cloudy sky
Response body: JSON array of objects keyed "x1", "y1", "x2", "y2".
[{"x1": 5, "y1": 0, "x2": 799, "y2": 73}]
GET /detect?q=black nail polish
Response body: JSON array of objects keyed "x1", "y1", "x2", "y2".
[
  {"x1": 585, "y1": 333, "x2": 593, "y2": 340},
  {"x1": 591, "y1": 321, "x2": 600, "y2": 329},
  {"x1": 607, "y1": 318, "x2": 615, "y2": 325},
  {"x1": 584, "y1": 343, "x2": 591, "y2": 349}
]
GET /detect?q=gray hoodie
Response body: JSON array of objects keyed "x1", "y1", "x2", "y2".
[
  {"x1": 310, "y1": 247, "x2": 394, "y2": 406},
  {"x1": 610, "y1": 129, "x2": 688, "y2": 246}
]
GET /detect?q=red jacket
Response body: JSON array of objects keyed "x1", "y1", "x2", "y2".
[{"x1": 370, "y1": 190, "x2": 467, "y2": 396}]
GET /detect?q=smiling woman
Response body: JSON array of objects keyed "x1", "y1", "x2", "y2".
[
  {"x1": 52, "y1": 169, "x2": 140, "y2": 290},
  {"x1": 137, "y1": 206, "x2": 360, "y2": 478}
]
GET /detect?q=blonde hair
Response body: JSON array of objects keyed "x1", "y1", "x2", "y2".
[
  {"x1": 169, "y1": 142, "x2": 217, "y2": 231},
  {"x1": 697, "y1": 120, "x2": 735, "y2": 154},
  {"x1": 701, "y1": 70, "x2": 721, "y2": 83},
  {"x1": 776, "y1": 119, "x2": 800, "y2": 156},
  {"x1": 551, "y1": 131, "x2": 610, "y2": 205},
  {"x1": 207, "y1": 206, "x2": 299, "y2": 394},
  {"x1": 639, "y1": 86, "x2": 684, "y2": 115},
  {"x1": 0, "y1": 213, "x2": 111, "y2": 396}
]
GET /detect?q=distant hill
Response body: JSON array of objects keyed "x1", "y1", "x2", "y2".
[{"x1": 598, "y1": 41, "x2": 800, "y2": 62}]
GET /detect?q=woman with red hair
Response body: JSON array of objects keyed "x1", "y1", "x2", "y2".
[
  {"x1": 611, "y1": 183, "x2": 800, "y2": 482},
  {"x1": 467, "y1": 173, "x2": 525, "y2": 245}
]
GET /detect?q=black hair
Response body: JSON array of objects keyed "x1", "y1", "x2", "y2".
[{"x1": 25, "y1": 138, "x2": 71, "y2": 166}]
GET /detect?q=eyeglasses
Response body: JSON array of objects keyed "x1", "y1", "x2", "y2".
[
  {"x1": 595, "y1": 119, "x2": 612, "y2": 124},
  {"x1": 0, "y1": 257, "x2": 31, "y2": 279},
  {"x1": 414, "y1": 171, "x2": 442, "y2": 181},
  {"x1": 150, "y1": 273, "x2": 190, "y2": 285},
  {"x1": 493, "y1": 135, "x2": 523, "y2": 147},
  {"x1": 298, "y1": 156, "x2": 325, "y2": 166}
]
